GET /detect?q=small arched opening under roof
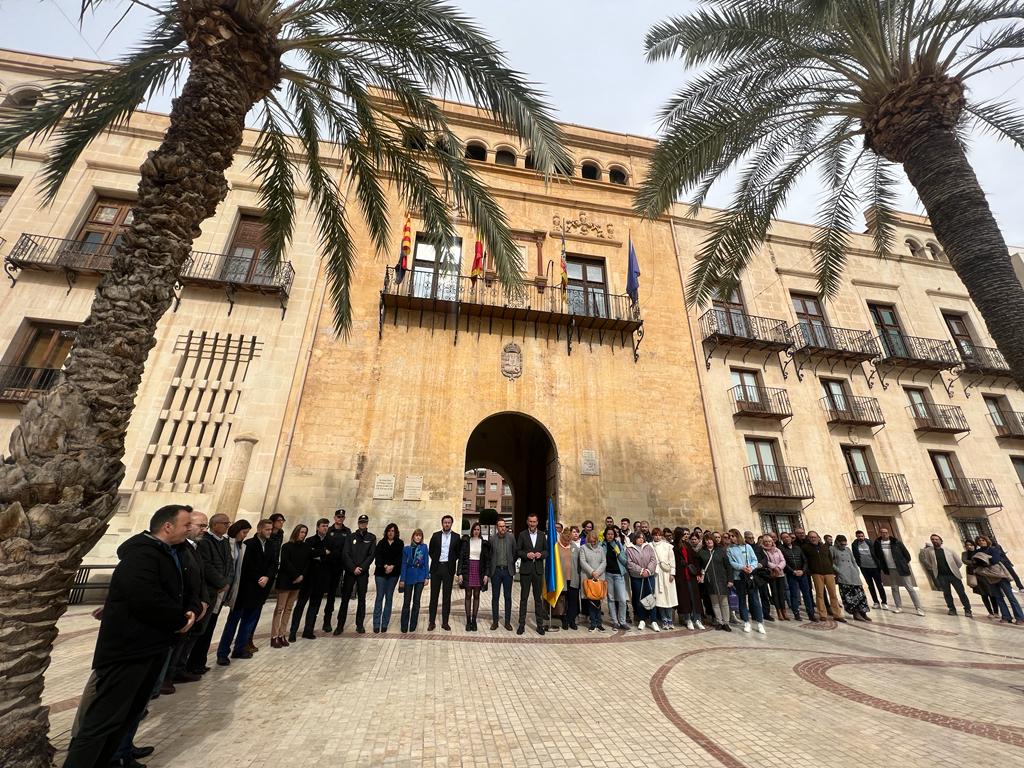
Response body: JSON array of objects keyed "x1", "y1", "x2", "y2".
[
  {"x1": 464, "y1": 141, "x2": 487, "y2": 161},
  {"x1": 403, "y1": 130, "x2": 427, "y2": 151},
  {"x1": 494, "y1": 148, "x2": 517, "y2": 167},
  {"x1": 581, "y1": 161, "x2": 601, "y2": 181},
  {"x1": 1, "y1": 86, "x2": 41, "y2": 110},
  {"x1": 523, "y1": 151, "x2": 536, "y2": 170},
  {"x1": 608, "y1": 166, "x2": 628, "y2": 185},
  {"x1": 905, "y1": 237, "x2": 926, "y2": 259},
  {"x1": 926, "y1": 241, "x2": 947, "y2": 262}
]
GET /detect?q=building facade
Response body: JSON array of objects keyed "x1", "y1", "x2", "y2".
[{"x1": 1, "y1": 49, "x2": 1022, "y2": 572}]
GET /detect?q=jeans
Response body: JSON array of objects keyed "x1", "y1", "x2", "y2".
[
  {"x1": 373, "y1": 575, "x2": 399, "y2": 630},
  {"x1": 860, "y1": 567, "x2": 887, "y2": 605},
  {"x1": 606, "y1": 572, "x2": 627, "y2": 626},
  {"x1": 734, "y1": 576, "x2": 763, "y2": 622},
  {"x1": 400, "y1": 581, "x2": 425, "y2": 631},
  {"x1": 587, "y1": 596, "x2": 603, "y2": 628},
  {"x1": 630, "y1": 575, "x2": 655, "y2": 624},
  {"x1": 938, "y1": 574, "x2": 972, "y2": 613},
  {"x1": 216, "y1": 604, "x2": 261, "y2": 659},
  {"x1": 491, "y1": 566, "x2": 513, "y2": 623},
  {"x1": 990, "y1": 579, "x2": 1024, "y2": 621},
  {"x1": 786, "y1": 572, "x2": 815, "y2": 618},
  {"x1": 887, "y1": 573, "x2": 922, "y2": 610}
]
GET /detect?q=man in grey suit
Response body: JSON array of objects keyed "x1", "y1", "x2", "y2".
[{"x1": 516, "y1": 513, "x2": 547, "y2": 635}]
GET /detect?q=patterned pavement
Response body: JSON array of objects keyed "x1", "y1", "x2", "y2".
[{"x1": 43, "y1": 589, "x2": 1024, "y2": 767}]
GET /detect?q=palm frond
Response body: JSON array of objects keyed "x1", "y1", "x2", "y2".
[{"x1": 963, "y1": 99, "x2": 1024, "y2": 150}]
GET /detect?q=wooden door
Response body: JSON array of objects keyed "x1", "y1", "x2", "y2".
[
  {"x1": 943, "y1": 313, "x2": 976, "y2": 359},
  {"x1": 792, "y1": 293, "x2": 829, "y2": 346},
  {"x1": 72, "y1": 198, "x2": 134, "y2": 270},
  {"x1": 869, "y1": 303, "x2": 907, "y2": 357},
  {"x1": 863, "y1": 515, "x2": 897, "y2": 541},
  {"x1": 222, "y1": 215, "x2": 267, "y2": 284}
]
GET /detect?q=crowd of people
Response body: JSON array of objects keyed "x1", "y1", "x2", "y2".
[{"x1": 64, "y1": 506, "x2": 1024, "y2": 768}]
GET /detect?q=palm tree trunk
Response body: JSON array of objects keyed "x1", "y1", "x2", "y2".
[
  {"x1": 0, "y1": 8, "x2": 279, "y2": 764},
  {"x1": 902, "y1": 128, "x2": 1024, "y2": 390}
]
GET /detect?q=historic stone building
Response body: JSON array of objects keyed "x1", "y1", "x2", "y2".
[{"x1": 1, "y1": 49, "x2": 1022, "y2": 570}]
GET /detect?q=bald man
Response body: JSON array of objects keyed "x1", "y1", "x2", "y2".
[{"x1": 186, "y1": 512, "x2": 233, "y2": 675}]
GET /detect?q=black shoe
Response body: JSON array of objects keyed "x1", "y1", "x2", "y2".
[
  {"x1": 516, "y1": 625, "x2": 525, "y2": 635},
  {"x1": 723, "y1": 624, "x2": 732, "y2": 632},
  {"x1": 490, "y1": 621, "x2": 499, "y2": 630},
  {"x1": 333, "y1": 626, "x2": 344, "y2": 636},
  {"x1": 230, "y1": 651, "x2": 253, "y2": 660},
  {"x1": 323, "y1": 621, "x2": 333, "y2": 633},
  {"x1": 764, "y1": 614, "x2": 775, "y2": 621},
  {"x1": 596, "y1": 625, "x2": 605, "y2": 632},
  {"x1": 948, "y1": 609, "x2": 957, "y2": 616},
  {"x1": 537, "y1": 626, "x2": 545, "y2": 636},
  {"x1": 172, "y1": 672, "x2": 201, "y2": 684},
  {"x1": 132, "y1": 746, "x2": 155, "y2": 759},
  {"x1": 442, "y1": 623, "x2": 451, "y2": 631},
  {"x1": 302, "y1": 630, "x2": 317, "y2": 640},
  {"x1": 965, "y1": 611, "x2": 974, "y2": 617},
  {"x1": 504, "y1": 622, "x2": 513, "y2": 631},
  {"x1": 216, "y1": 657, "x2": 229, "y2": 666},
  {"x1": 465, "y1": 620, "x2": 472, "y2": 631},
  {"x1": 288, "y1": 632, "x2": 297, "y2": 643},
  {"x1": 569, "y1": 623, "x2": 578, "y2": 630},
  {"x1": 373, "y1": 627, "x2": 381, "y2": 634},
  {"x1": 356, "y1": 626, "x2": 366, "y2": 634},
  {"x1": 428, "y1": 623, "x2": 436, "y2": 632}
]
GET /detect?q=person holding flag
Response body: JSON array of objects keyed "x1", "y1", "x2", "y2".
[{"x1": 515, "y1": 509, "x2": 548, "y2": 635}]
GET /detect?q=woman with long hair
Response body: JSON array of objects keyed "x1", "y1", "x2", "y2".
[
  {"x1": 963, "y1": 538, "x2": 997, "y2": 617},
  {"x1": 626, "y1": 532, "x2": 659, "y2": 631},
  {"x1": 603, "y1": 526, "x2": 629, "y2": 630},
  {"x1": 973, "y1": 535, "x2": 1024, "y2": 624},
  {"x1": 372, "y1": 523, "x2": 403, "y2": 633},
  {"x1": 760, "y1": 534, "x2": 789, "y2": 621},
  {"x1": 274, "y1": 524, "x2": 309, "y2": 647},
  {"x1": 557, "y1": 526, "x2": 581, "y2": 630},
  {"x1": 727, "y1": 528, "x2": 765, "y2": 634},
  {"x1": 399, "y1": 529, "x2": 429, "y2": 633},
  {"x1": 674, "y1": 529, "x2": 705, "y2": 630},
  {"x1": 651, "y1": 528, "x2": 678, "y2": 629},
  {"x1": 697, "y1": 532, "x2": 732, "y2": 631},
  {"x1": 458, "y1": 522, "x2": 491, "y2": 631}
]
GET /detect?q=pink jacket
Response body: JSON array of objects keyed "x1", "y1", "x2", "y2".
[
  {"x1": 764, "y1": 546, "x2": 786, "y2": 577},
  {"x1": 626, "y1": 541, "x2": 658, "y2": 577}
]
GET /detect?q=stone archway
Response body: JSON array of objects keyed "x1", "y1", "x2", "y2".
[{"x1": 464, "y1": 412, "x2": 557, "y2": 533}]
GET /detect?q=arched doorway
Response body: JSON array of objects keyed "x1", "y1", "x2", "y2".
[{"x1": 464, "y1": 412, "x2": 557, "y2": 533}]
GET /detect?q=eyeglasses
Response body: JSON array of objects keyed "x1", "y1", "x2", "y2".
[{"x1": 198, "y1": 524, "x2": 209, "y2": 530}]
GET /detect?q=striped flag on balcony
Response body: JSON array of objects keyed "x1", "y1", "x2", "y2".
[
  {"x1": 559, "y1": 225, "x2": 568, "y2": 301},
  {"x1": 394, "y1": 214, "x2": 412, "y2": 284},
  {"x1": 471, "y1": 236, "x2": 484, "y2": 284}
]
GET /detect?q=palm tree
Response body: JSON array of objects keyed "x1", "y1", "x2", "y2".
[
  {"x1": 0, "y1": 2, "x2": 571, "y2": 763},
  {"x1": 636, "y1": 0, "x2": 1024, "y2": 388}
]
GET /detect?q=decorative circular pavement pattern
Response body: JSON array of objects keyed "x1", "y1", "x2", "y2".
[{"x1": 43, "y1": 590, "x2": 1024, "y2": 766}]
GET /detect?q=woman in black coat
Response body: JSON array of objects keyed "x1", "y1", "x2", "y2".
[
  {"x1": 457, "y1": 522, "x2": 491, "y2": 631},
  {"x1": 272, "y1": 525, "x2": 309, "y2": 648}
]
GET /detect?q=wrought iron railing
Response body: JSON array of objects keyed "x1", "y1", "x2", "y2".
[
  {"x1": 0, "y1": 364, "x2": 61, "y2": 401},
  {"x1": 699, "y1": 308, "x2": 788, "y2": 346},
  {"x1": 937, "y1": 478, "x2": 1001, "y2": 508},
  {"x1": 843, "y1": 471, "x2": 913, "y2": 505},
  {"x1": 957, "y1": 344, "x2": 1010, "y2": 374},
  {"x1": 820, "y1": 395, "x2": 884, "y2": 426},
  {"x1": 787, "y1": 323, "x2": 878, "y2": 357},
  {"x1": 744, "y1": 465, "x2": 814, "y2": 499},
  {"x1": 989, "y1": 410, "x2": 1024, "y2": 438},
  {"x1": 381, "y1": 266, "x2": 641, "y2": 324},
  {"x1": 907, "y1": 402, "x2": 969, "y2": 433},
  {"x1": 7, "y1": 233, "x2": 115, "y2": 272},
  {"x1": 729, "y1": 385, "x2": 792, "y2": 418},
  {"x1": 875, "y1": 332, "x2": 959, "y2": 366}
]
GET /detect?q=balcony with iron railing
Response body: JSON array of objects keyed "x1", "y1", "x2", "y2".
[
  {"x1": 0, "y1": 364, "x2": 61, "y2": 403},
  {"x1": 786, "y1": 322, "x2": 879, "y2": 362},
  {"x1": 956, "y1": 344, "x2": 1012, "y2": 376},
  {"x1": 937, "y1": 477, "x2": 1001, "y2": 509},
  {"x1": 843, "y1": 471, "x2": 913, "y2": 505},
  {"x1": 908, "y1": 402, "x2": 970, "y2": 435},
  {"x1": 874, "y1": 332, "x2": 960, "y2": 370},
  {"x1": 988, "y1": 410, "x2": 1024, "y2": 440},
  {"x1": 4, "y1": 234, "x2": 295, "y2": 298},
  {"x1": 380, "y1": 266, "x2": 642, "y2": 333},
  {"x1": 820, "y1": 395, "x2": 885, "y2": 427},
  {"x1": 729, "y1": 385, "x2": 792, "y2": 420},
  {"x1": 744, "y1": 465, "x2": 814, "y2": 499},
  {"x1": 699, "y1": 308, "x2": 789, "y2": 351}
]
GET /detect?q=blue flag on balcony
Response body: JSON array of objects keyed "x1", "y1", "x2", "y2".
[{"x1": 626, "y1": 235, "x2": 640, "y2": 306}]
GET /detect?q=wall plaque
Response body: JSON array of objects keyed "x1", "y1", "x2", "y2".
[
  {"x1": 372, "y1": 473, "x2": 396, "y2": 499},
  {"x1": 501, "y1": 342, "x2": 522, "y2": 380},
  {"x1": 403, "y1": 475, "x2": 423, "y2": 501},
  {"x1": 581, "y1": 450, "x2": 600, "y2": 476}
]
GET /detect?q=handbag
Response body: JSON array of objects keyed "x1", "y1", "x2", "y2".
[
  {"x1": 966, "y1": 573, "x2": 978, "y2": 588},
  {"x1": 976, "y1": 562, "x2": 1012, "y2": 584},
  {"x1": 639, "y1": 576, "x2": 657, "y2": 610},
  {"x1": 583, "y1": 578, "x2": 607, "y2": 600}
]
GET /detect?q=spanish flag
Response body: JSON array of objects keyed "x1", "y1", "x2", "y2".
[
  {"x1": 470, "y1": 237, "x2": 484, "y2": 284},
  {"x1": 394, "y1": 214, "x2": 411, "y2": 284},
  {"x1": 559, "y1": 227, "x2": 568, "y2": 292},
  {"x1": 543, "y1": 497, "x2": 564, "y2": 606}
]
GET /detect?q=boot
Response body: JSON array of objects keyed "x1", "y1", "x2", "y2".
[
  {"x1": 271, "y1": 636, "x2": 280, "y2": 648},
  {"x1": 780, "y1": 607, "x2": 789, "y2": 621},
  {"x1": 287, "y1": 631, "x2": 297, "y2": 644}
]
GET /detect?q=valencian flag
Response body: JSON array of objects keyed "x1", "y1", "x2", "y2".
[
  {"x1": 394, "y1": 214, "x2": 411, "y2": 284},
  {"x1": 626, "y1": 234, "x2": 641, "y2": 307},
  {"x1": 543, "y1": 497, "x2": 564, "y2": 606},
  {"x1": 470, "y1": 236, "x2": 485, "y2": 284}
]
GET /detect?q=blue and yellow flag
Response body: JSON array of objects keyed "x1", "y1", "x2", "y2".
[{"x1": 544, "y1": 497, "x2": 564, "y2": 606}]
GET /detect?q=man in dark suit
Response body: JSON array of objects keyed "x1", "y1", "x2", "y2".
[
  {"x1": 217, "y1": 519, "x2": 278, "y2": 661},
  {"x1": 516, "y1": 513, "x2": 547, "y2": 635},
  {"x1": 165, "y1": 510, "x2": 209, "y2": 690},
  {"x1": 428, "y1": 515, "x2": 461, "y2": 631},
  {"x1": 64, "y1": 505, "x2": 196, "y2": 768},
  {"x1": 186, "y1": 512, "x2": 233, "y2": 675},
  {"x1": 291, "y1": 517, "x2": 332, "y2": 639}
]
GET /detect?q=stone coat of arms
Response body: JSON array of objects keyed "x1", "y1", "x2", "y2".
[{"x1": 501, "y1": 342, "x2": 522, "y2": 380}]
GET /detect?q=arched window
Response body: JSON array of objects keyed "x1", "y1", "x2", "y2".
[
  {"x1": 403, "y1": 131, "x2": 427, "y2": 151},
  {"x1": 926, "y1": 242, "x2": 947, "y2": 262},
  {"x1": 905, "y1": 237, "x2": 926, "y2": 259},
  {"x1": 464, "y1": 142, "x2": 487, "y2": 161},
  {"x1": 494, "y1": 149, "x2": 517, "y2": 167},
  {"x1": 1, "y1": 87, "x2": 40, "y2": 109},
  {"x1": 608, "y1": 167, "x2": 628, "y2": 185},
  {"x1": 523, "y1": 152, "x2": 536, "y2": 170},
  {"x1": 433, "y1": 137, "x2": 457, "y2": 156},
  {"x1": 581, "y1": 162, "x2": 601, "y2": 181}
]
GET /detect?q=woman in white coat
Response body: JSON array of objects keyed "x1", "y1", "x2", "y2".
[{"x1": 652, "y1": 528, "x2": 678, "y2": 629}]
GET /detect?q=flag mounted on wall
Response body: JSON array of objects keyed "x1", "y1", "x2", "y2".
[
  {"x1": 394, "y1": 214, "x2": 411, "y2": 284},
  {"x1": 470, "y1": 237, "x2": 485, "y2": 284},
  {"x1": 626, "y1": 235, "x2": 641, "y2": 307}
]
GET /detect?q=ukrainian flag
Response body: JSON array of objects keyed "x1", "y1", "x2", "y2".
[{"x1": 544, "y1": 497, "x2": 564, "y2": 606}]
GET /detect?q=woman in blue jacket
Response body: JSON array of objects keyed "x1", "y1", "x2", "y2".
[
  {"x1": 399, "y1": 528, "x2": 430, "y2": 633},
  {"x1": 727, "y1": 528, "x2": 765, "y2": 634}
]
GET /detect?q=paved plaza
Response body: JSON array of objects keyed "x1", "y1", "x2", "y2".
[{"x1": 44, "y1": 590, "x2": 1024, "y2": 767}]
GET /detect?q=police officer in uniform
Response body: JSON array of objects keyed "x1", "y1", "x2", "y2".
[
  {"x1": 322, "y1": 509, "x2": 350, "y2": 632},
  {"x1": 335, "y1": 514, "x2": 376, "y2": 634}
]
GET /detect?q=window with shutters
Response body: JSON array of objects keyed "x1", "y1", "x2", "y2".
[
  {"x1": 0, "y1": 320, "x2": 76, "y2": 401},
  {"x1": 0, "y1": 182, "x2": 17, "y2": 212},
  {"x1": 68, "y1": 197, "x2": 134, "y2": 270},
  {"x1": 134, "y1": 331, "x2": 261, "y2": 492},
  {"x1": 221, "y1": 215, "x2": 278, "y2": 285},
  {"x1": 566, "y1": 256, "x2": 607, "y2": 318}
]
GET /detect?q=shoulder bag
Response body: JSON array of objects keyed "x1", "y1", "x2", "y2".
[{"x1": 583, "y1": 577, "x2": 608, "y2": 601}]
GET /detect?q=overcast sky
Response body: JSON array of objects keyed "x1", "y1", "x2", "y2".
[{"x1": 3, "y1": 0, "x2": 1024, "y2": 244}]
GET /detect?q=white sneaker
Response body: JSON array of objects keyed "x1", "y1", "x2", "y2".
[
  {"x1": 651, "y1": 622, "x2": 661, "y2": 632},
  {"x1": 743, "y1": 621, "x2": 751, "y2": 633},
  {"x1": 756, "y1": 622, "x2": 766, "y2": 634},
  {"x1": 871, "y1": 602, "x2": 881, "y2": 609},
  {"x1": 695, "y1": 620, "x2": 705, "y2": 630},
  {"x1": 686, "y1": 620, "x2": 695, "y2": 631},
  {"x1": 638, "y1": 620, "x2": 645, "y2": 631},
  {"x1": 891, "y1": 607, "x2": 902, "y2": 614},
  {"x1": 880, "y1": 604, "x2": 890, "y2": 611},
  {"x1": 915, "y1": 608, "x2": 925, "y2": 616}
]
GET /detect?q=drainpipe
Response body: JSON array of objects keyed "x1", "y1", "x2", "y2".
[
  {"x1": 261, "y1": 164, "x2": 356, "y2": 515},
  {"x1": 668, "y1": 215, "x2": 728, "y2": 530}
]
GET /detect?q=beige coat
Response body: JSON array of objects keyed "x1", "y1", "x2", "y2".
[{"x1": 652, "y1": 539, "x2": 678, "y2": 608}]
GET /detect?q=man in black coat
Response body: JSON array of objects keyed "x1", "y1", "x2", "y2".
[
  {"x1": 291, "y1": 517, "x2": 332, "y2": 639},
  {"x1": 335, "y1": 514, "x2": 376, "y2": 634},
  {"x1": 322, "y1": 508, "x2": 350, "y2": 632},
  {"x1": 186, "y1": 513, "x2": 233, "y2": 675},
  {"x1": 217, "y1": 519, "x2": 278, "y2": 660},
  {"x1": 427, "y1": 514, "x2": 462, "y2": 631},
  {"x1": 64, "y1": 505, "x2": 196, "y2": 768},
  {"x1": 167, "y1": 510, "x2": 211, "y2": 688},
  {"x1": 516, "y1": 513, "x2": 548, "y2": 635},
  {"x1": 872, "y1": 527, "x2": 924, "y2": 614}
]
